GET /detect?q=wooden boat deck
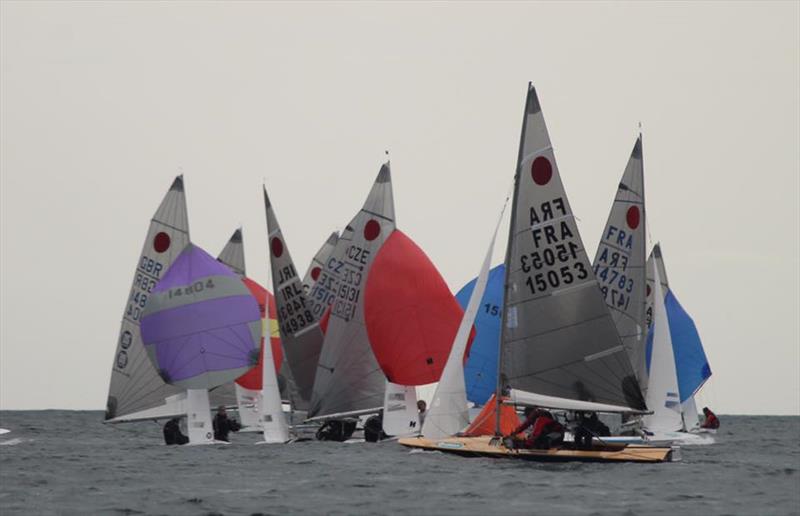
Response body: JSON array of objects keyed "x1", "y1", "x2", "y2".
[{"x1": 398, "y1": 435, "x2": 675, "y2": 463}]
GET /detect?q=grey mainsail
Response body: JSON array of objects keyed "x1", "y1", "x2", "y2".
[
  {"x1": 275, "y1": 231, "x2": 341, "y2": 407},
  {"x1": 592, "y1": 136, "x2": 648, "y2": 393},
  {"x1": 216, "y1": 227, "x2": 246, "y2": 276},
  {"x1": 209, "y1": 228, "x2": 247, "y2": 408},
  {"x1": 264, "y1": 186, "x2": 325, "y2": 410},
  {"x1": 308, "y1": 163, "x2": 396, "y2": 419},
  {"x1": 500, "y1": 85, "x2": 646, "y2": 410},
  {"x1": 105, "y1": 176, "x2": 191, "y2": 420},
  {"x1": 303, "y1": 231, "x2": 340, "y2": 303}
]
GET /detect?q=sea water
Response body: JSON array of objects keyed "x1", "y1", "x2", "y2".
[{"x1": 0, "y1": 411, "x2": 798, "y2": 515}]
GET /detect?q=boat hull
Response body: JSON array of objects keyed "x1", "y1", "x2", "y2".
[{"x1": 398, "y1": 436, "x2": 676, "y2": 463}]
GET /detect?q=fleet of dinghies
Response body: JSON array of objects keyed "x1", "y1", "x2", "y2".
[{"x1": 104, "y1": 83, "x2": 715, "y2": 461}]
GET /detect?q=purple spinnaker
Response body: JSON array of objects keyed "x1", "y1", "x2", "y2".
[{"x1": 140, "y1": 244, "x2": 261, "y2": 389}]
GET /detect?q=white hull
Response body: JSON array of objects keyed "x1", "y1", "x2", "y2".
[{"x1": 646, "y1": 430, "x2": 714, "y2": 446}]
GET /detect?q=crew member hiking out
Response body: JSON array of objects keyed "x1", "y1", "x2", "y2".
[
  {"x1": 213, "y1": 406, "x2": 241, "y2": 442},
  {"x1": 701, "y1": 407, "x2": 720, "y2": 429},
  {"x1": 505, "y1": 407, "x2": 564, "y2": 449}
]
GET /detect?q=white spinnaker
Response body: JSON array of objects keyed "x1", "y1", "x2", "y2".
[
  {"x1": 643, "y1": 264, "x2": 683, "y2": 433},
  {"x1": 422, "y1": 200, "x2": 506, "y2": 439},
  {"x1": 257, "y1": 324, "x2": 290, "y2": 443},
  {"x1": 105, "y1": 176, "x2": 190, "y2": 422},
  {"x1": 382, "y1": 381, "x2": 419, "y2": 436}
]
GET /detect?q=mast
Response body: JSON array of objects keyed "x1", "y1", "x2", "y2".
[{"x1": 495, "y1": 82, "x2": 532, "y2": 436}]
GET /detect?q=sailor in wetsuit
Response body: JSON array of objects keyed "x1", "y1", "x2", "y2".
[
  {"x1": 505, "y1": 407, "x2": 565, "y2": 449},
  {"x1": 163, "y1": 417, "x2": 188, "y2": 445},
  {"x1": 212, "y1": 406, "x2": 241, "y2": 442},
  {"x1": 701, "y1": 407, "x2": 720, "y2": 429}
]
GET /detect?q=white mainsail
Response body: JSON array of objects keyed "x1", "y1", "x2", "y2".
[
  {"x1": 643, "y1": 262, "x2": 683, "y2": 432},
  {"x1": 422, "y1": 201, "x2": 506, "y2": 439},
  {"x1": 264, "y1": 187, "x2": 325, "y2": 411},
  {"x1": 645, "y1": 243, "x2": 710, "y2": 433},
  {"x1": 105, "y1": 176, "x2": 191, "y2": 422},
  {"x1": 256, "y1": 317, "x2": 290, "y2": 443},
  {"x1": 308, "y1": 163, "x2": 396, "y2": 419},
  {"x1": 592, "y1": 135, "x2": 648, "y2": 394},
  {"x1": 499, "y1": 84, "x2": 646, "y2": 412}
]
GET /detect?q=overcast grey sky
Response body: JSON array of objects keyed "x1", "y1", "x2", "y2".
[{"x1": 1, "y1": 1, "x2": 798, "y2": 414}]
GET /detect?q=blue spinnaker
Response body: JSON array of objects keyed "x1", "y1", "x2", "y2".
[
  {"x1": 665, "y1": 290, "x2": 711, "y2": 401},
  {"x1": 456, "y1": 264, "x2": 504, "y2": 405},
  {"x1": 645, "y1": 290, "x2": 711, "y2": 402}
]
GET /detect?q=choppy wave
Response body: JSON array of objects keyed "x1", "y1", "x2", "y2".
[{"x1": 0, "y1": 411, "x2": 798, "y2": 515}]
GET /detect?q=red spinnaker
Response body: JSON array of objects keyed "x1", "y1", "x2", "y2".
[
  {"x1": 365, "y1": 230, "x2": 472, "y2": 386},
  {"x1": 236, "y1": 277, "x2": 283, "y2": 390}
]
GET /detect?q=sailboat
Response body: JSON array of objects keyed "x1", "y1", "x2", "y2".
[
  {"x1": 263, "y1": 186, "x2": 326, "y2": 415},
  {"x1": 400, "y1": 84, "x2": 675, "y2": 462},
  {"x1": 643, "y1": 243, "x2": 714, "y2": 444},
  {"x1": 211, "y1": 229, "x2": 287, "y2": 436},
  {"x1": 104, "y1": 177, "x2": 203, "y2": 436},
  {"x1": 138, "y1": 242, "x2": 262, "y2": 444},
  {"x1": 592, "y1": 135, "x2": 648, "y2": 395},
  {"x1": 364, "y1": 229, "x2": 471, "y2": 436},
  {"x1": 306, "y1": 163, "x2": 397, "y2": 422}
]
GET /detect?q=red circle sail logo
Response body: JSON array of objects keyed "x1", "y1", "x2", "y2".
[
  {"x1": 626, "y1": 206, "x2": 641, "y2": 230},
  {"x1": 531, "y1": 156, "x2": 553, "y2": 186},
  {"x1": 364, "y1": 220, "x2": 381, "y2": 241},
  {"x1": 153, "y1": 232, "x2": 171, "y2": 253},
  {"x1": 271, "y1": 237, "x2": 284, "y2": 258}
]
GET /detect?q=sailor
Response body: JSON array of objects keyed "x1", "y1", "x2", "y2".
[
  {"x1": 363, "y1": 413, "x2": 388, "y2": 442},
  {"x1": 506, "y1": 407, "x2": 565, "y2": 449},
  {"x1": 701, "y1": 407, "x2": 720, "y2": 429},
  {"x1": 574, "y1": 412, "x2": 610, "y2": 449},
  {"x1": 163, "y1": 417, "x2": 188, "y2": 445},
  {"x1": 417, "y1": 400, "x2": 427, "y2": 427},
  {"x1": 315, "y1": 419, "x2": 357, "y2": 442},
  {"x1": 212, "y1": 406, "x2": 241, "y2": 442}
]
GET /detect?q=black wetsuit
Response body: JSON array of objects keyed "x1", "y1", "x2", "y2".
[
  {"x1": 213, "y1": 414, "x2": 241, "y2": 442},
  {"x1": 163, "y1": 420, "x2": 188, "y2": 445}
]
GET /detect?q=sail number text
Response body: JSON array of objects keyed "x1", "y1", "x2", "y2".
[
  {"x1": 276, "y1": 264, "x2": 315, "y2": 335},
  {"x1": 521, "y1": 197, "x2": 588, "y2": 295}
]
